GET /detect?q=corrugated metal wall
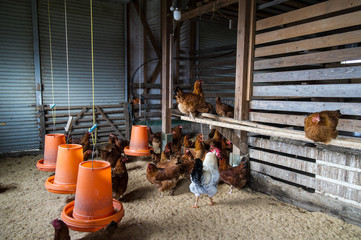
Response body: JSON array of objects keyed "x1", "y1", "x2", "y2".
[
  {"x1": 199, "y1": 20, "x2": 237, "y2": 50},
  {"x1": 0, "y1": 0, "x2": 39, "y2": 153},
  {"x1": 0, "y1": 0, "x2": 126, "y2": 153},
  {"x1": 38, "y1": 0, "x2": 126, "y2": 107}
]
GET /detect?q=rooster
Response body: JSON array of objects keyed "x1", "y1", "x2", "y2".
[
  {"x1": 220, "y1": 160, "x2": 248, "y2": 194},
  {"x1": 304, "y1": 110, "x2": 342, "y2": 144},
  {"x1": 175, "y1": 80, "x2": 206, "y2": 119},
  {"x1": 189, "y1": 148, "x2": 221, "y2": 208},
  {"x1": 216, "y1": 97, "x2": 234, "y2": 118},
  {"x1": 112, "y1": 157, "x2": 128, "y2": 199}
]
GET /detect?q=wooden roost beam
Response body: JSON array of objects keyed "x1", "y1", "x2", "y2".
[
  {"x1": 178, "y1": 113, "x2": 361, "y2": 151},
  {"x1": 161, "y1": 0, "x2": 171, "y2": 134}
]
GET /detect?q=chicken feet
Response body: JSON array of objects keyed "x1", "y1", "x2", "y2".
[{"x1": 193, "y1": 196, "x2": 215, "y2": 208}]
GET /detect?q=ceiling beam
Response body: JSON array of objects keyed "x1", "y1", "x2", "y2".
[{"x1": 179, "y1": 0, "x2": 238, "y2": 22}]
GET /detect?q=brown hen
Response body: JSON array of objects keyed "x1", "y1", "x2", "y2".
[
  {"x1": 175, "y1": 80, "x2": 206, "y2": 119},
  {"x1": 146, "y1": 162, "x2": 181, "y2": 195},
  {"x1": 220, "y1": 160, "x2": 248, "y2": 194},
  {"x1": 216, "y1": 97, "x2": 234, "y2": 118},
  {"x1": 112, "y1": 157, "x2": 128, "y2": 199},
  {"x1": 304, "y1": 110, "x2": 342, "y2": 144}
]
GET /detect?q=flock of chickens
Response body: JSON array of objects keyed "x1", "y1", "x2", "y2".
[
  {"x1": 147, "y1": 126, "x2": 248, "y2": 207},
  {"x1": 175, "y1": 79, "x2": 234, "y2": 119},
  {"x1": 67, "y1": 125, "x2": 249, "y2": 208},
  {"x1": 176, "y1": 79, "x2": 342, "y2": 144},
  {"x1": 52, "y1": 80, "x2": 343, "y2": 239}
]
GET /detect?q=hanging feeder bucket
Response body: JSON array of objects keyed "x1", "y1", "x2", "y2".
[
  {"x1": 37, "y1": 133, "x2": 66, "y2": 172},
  {"x1": 124, "y1": 125, "x2": 153, "y2": 156},
  {"x1": 45, "y1": 144, "x2": 83, "y2": 194},
  {"x1": 61, "y1": 160, "x2": 124, "y2": 232}
]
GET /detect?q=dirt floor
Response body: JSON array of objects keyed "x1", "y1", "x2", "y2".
[{"x1": 1, "y1": 153, "x2": 361, "y2": 240}]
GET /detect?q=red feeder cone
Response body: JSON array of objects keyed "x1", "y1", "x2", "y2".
[
  {"x1": 61, "y1": 160, "x2": 124, "y2": 232},
  {"x1": 45, "y1": 144, "x2": 83, "y2": 194},
  {"x1": 124, "y1": 125, "x2": 153, "y2": 156},
  {"x1": 37, "y1": 133, "x2": 66, "y2": 172}
]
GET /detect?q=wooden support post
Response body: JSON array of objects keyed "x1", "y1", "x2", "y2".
[
  {"x1": 233, "y1": 0, "x2": 255, "y2": 161},
  {"x1": 124, "y1": 103, "x2": 130, "y2": 140},
  {"x1": 161, "y1": 0, "x2": 171, "y2": 136}
]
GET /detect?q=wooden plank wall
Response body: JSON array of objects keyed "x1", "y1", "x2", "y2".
[
  {"x1": 249, "y1": 136, "x2": 361, "y2": 207},
  {"x1": 251, "y1": 0, "x2": 361, "y2": 135},
  {"x1": 249, "y1": 0, "x2": 361, "y2": 209},
  {"x1": 42, "y1": 103, "x2": 130, "y2": 145}
]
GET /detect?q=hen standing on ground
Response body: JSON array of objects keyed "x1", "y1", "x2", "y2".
[
  {"x1": 148, "y1": 127, "x2": 161, "y2": 153},
  {"x1": 304, "y1": 110, "x2": 342, "y2": 144},
  {"x1": 112, "y1": 156, "x2": 128, "y2": 199},
  {"x1": 189, "y1": 148, "x2": 221, "y2": 208},
  {"x1": 146, "y1": 162, "x2": 181, "y2": 195},
  {"x1": 220, "y1": 160, "x2": 248, "y2": 194}
]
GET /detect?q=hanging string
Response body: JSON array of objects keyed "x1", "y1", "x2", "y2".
[
  {"x1": 64, "y1": 0, "x2": 71, "y2": 118},
  {"x1": 90, "y1": 0, "x2": 97, "y2": 166},
  {"x1": 64, "y1": 0, "x2": 72, "y2": 147},
  {"x1": 48, "y1": 0, "x2": 56, "y2": 133},
  {"x1": 138, "y1": 5, "x2": 142, "y2": 119}
]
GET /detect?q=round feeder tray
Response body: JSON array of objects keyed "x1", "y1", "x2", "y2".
[
  {"x1": 45, "y1": 175, "x2": 76, "y2": 194},
  {"x1": 124, "y1": 146, "x2": 153, "y2": 156},
  {"x1": 36, "y1": 159, "x2": 56, "y2": 172},
  {"x1": 61, "y1": 199, "x2": 124, "y2": 232}
]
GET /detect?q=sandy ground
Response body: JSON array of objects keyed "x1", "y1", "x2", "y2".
[{"x1": 1, "y1": 153, "x2": 361, "y2": 240}]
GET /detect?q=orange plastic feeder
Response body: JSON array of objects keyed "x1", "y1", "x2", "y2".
[
  {"x1": 37, "y1": 133, "x2": 66, "y2": 171},
  {"x1": 124, "y1": 125, "x2": 153, "y2": 156},
  {"x1": 61, "y1": 160, "x2": 124, "y2": 232},
  {"x1": 45, "y1": 144, "x2": 83, "y2": 194}
]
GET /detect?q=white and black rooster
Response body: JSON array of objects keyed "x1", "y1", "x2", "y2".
[{"x1": 189, "y1": 148, "x2": 221, "y2": 208}]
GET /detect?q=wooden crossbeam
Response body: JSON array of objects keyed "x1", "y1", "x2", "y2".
[
  {"x1": 179, "y1": 0, "x2": 238, "y2": 22},
  {"x1": 68, "y1": 106, "x2": 87, "y2": 134},
  {"x1": 95, "y1": 106, "x2": 125, "y2": 139},
  {"x1": 132, "y1": 0, "x2": 161, "y2": 58}
]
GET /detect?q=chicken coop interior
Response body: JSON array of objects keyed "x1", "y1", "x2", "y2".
[{"x1": 1, "y1": 0, "x2": 361, "y2": 239}]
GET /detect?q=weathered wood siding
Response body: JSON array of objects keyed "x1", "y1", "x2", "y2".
[
  {"x1": 249, "y1": 0, "x2": 361, "y2": 211},
  {"x1": 249, "y1": 136, "x2": 361, "y2": 207},
  {"x1": 251, "y1": 0, "x2": 361, "y2": 136}
]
